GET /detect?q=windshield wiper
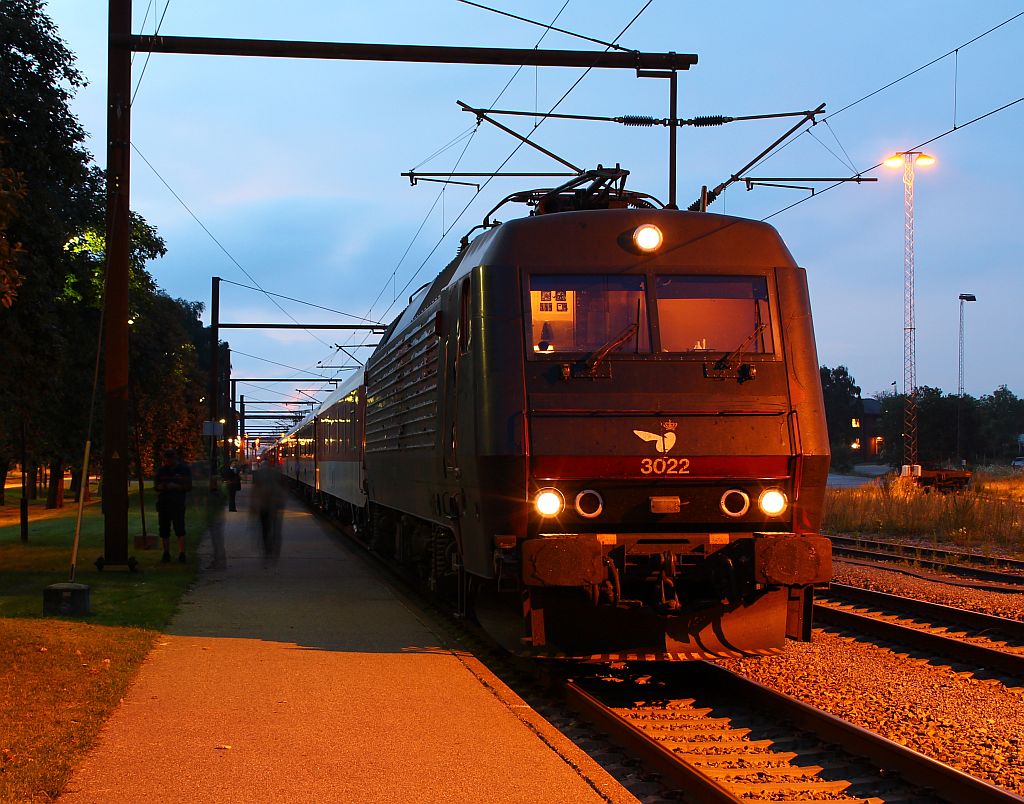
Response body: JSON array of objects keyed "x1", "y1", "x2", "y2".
[
  {"x1": 583, "y1": 319, "x2": 640, "y2": 374},
  {"x1": 713, "y1": 322, "x2": 767, "y2": 371},
  {"x1": 582, "y1": 299, "x2": 643, "y2": 374}
]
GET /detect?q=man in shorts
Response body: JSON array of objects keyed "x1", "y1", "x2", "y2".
[{"x1": 154, "y1": 449, "x2": 192, "y2": 563}]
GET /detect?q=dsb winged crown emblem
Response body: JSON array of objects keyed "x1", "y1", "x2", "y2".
[{"x1": 633, "y1": 420, "x2": 678, "y2": 454}]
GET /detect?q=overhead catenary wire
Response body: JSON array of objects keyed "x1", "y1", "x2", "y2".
[
  {"x1": 762, "y1": 93, "x2": 1024, "y2": 223},
  {"x1": 331, "y1": 0, "x2": 578, "y2": 364},
  {"x1": 326, "y1": 0, "x2": 657, "y2": 406},
  {"x1": 756, "y1": 9, "x2": 1024, "y2": 172},
  {"x1": 132, "y1": 0, "x2": 154, "y2": 59},
  {"x1": 374, "y1": 0, "x2": 656, "y2": 327},
  {"x1": 140, "y1": 2, "x2": 651, "y2": 403},
  {"x1": 229, "y1": 349, "x2": 337, "y2": 379},
  {"x1": 217, "y1": 278, "x2": 382, "y2": 324},
  {"x1": 128, "y1": 11, "x2": 370, "y2": 387},
  {"x1": 131, "y1": 0, "x2": 172, "y2": 105},
  {"x1": 457, "y1": 0, "x2": 632, "y2": 52},
  {"x1": 235, "y1": 381, "x2": 323, "y2": 403},
  {"x1": 805, "y1": 126, "x2": 856, "y2": 175},
  {"x1": 820, "y1": 120, "x2": 857, "y2": 174},
  {"x1": 126, "y1": 6, "x2": 597, "y2": 435},
  {"x1": 409, "y1": 126, "x2": 479, "y2": 173},
  {"x1": 130, "y1": 144, "x2": 334, "y2": 351},
  {"x1": 700, "y1": 9, "x2": 1023, "y2": 211},
  {"x1": 234, "y1": 385, "x2": 311, "y2": 405},
  {"x1": 826, "y1": 11, "x2": 1023, "y2": 122}
]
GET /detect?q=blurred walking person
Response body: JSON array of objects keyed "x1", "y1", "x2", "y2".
[
  {"x1": 154, "y1": 449, "x2": 192, "y2": 563},
  {"x1": 251, "y1": 459, "x2": 286, "y2": 564},
  {"x1": 206, "y1": 474, "x2": 227, "y2": 571}
]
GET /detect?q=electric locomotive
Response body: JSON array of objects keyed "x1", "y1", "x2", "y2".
[{"x1": 281, "y1": 168, "x2": 831, "y2": 659}]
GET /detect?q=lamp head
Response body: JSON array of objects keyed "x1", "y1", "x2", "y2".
[
  {"x1": 883, "y1": 151, "x2": 936, "y2": 168},
  {"x1": 959, "y1": 293, "x2": 976, "y2": 302}
]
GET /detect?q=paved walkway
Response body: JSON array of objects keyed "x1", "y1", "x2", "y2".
[
  {"x1": 828, "y1": 463, "x2": 892, "y2": 488},
  {"x1": 62, "y1": 487, "x2": 633, "y2": 803}
]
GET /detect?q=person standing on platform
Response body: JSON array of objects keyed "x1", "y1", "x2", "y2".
[
  {"x1": 251, "y1": 459, "x2": 286, "y2": 564},
  {"x1": 221, "y1": 461, "x2": 241, "y2": 512},
  {"x1": 154, "y1": 448, "x2": 192, "y2": 563}
]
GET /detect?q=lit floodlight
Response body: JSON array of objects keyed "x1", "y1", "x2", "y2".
[
  {"x1": 535, "y1": 488, "x2": 564, "y2": 517},
  {"x1": 632, "y1": 224, "x2": 663, "y2": 253},
  {"x1": 757, "y1": 488, "x2": 788, "y2": 517}
]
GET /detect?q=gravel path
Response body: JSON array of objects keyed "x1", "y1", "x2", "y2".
[{"x1": 714, "y1": 560, "x2": 1024, "y2": 796}]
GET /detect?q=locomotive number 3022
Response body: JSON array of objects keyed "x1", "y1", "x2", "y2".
[{"x1": 640, "y1": 457, "x2": 691, "y2": 475}]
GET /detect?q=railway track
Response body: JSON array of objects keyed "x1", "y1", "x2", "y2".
[
  {"x1": 815, "y1": 584, "x2": 1024, "y2": 678},
  {"x1": 563, "y1": 662, "x2": 1023, "y2": 803},
  {"x1": 316, "y1": 503, "x2": 1024, "y2": 800},
  {"x1": 830, "y1": 535, "x2": 1024, "y2": 586}
]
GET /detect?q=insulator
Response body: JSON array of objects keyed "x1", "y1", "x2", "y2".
[
  {"x1": 616, "y1": 115, "x2": 659, "y2": 127},
  {"x1": 686, "y1": 115, "x2": 729, "y2": 127}
]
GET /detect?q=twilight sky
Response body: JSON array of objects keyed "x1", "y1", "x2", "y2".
[{"x1": 45, "y1": 1, "x2": 1024, "y2": 421}]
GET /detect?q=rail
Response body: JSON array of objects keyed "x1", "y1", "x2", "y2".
[
  {"x1": 815, "y1": 602, "x2": 1024, "y2": 678},
  {"x1": 826, "y1": 582, "x2": 1024, "y2": 640},
  {"x1": 564, "y1": 664, "x2": 1024, "y2": 803},
  {"x1": 831, "y1": 536, "x2": 1024, "y2": 586}
]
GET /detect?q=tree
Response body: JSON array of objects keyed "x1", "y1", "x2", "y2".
[
  {"x1": 819, "y1": 365, "x2": 862, "y2": 470},
  {"x1": 0, "y1": 166, "x2": 26, "y2": 307},
  {"x1": 1, "y1": 4, "x2": 209, "y2": 513},
  {"x1": 913, "y1": 386, "x2": 960, "y2": 466},
  {"x1": 60, "y1": 184, "x2": 209, "y2": 481},
  {"x1": 977, "y1": 386, "x2": 1024, "y2": 462},
  {"x1": 49, "y1": 185, "x2": 171, "y2": 503},
  {"x1": 129, "y1": 294, "x2": 207, "y2": 475},
  {"x1": 0, "y1": 0, "x2": 94, "y2": 494},
  {"x1": 875, "y1": 385, "x2": 1023, "y2": 467}
]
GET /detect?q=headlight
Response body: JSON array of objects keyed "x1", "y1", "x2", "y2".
[
  {"x1": 758, "y1": 488, "x2": 788, "y2": 517},
  {"x1": 720, "y1": 489, "x2": 750, "y2": 518},
  {"x1": 574, "y1": 489, "x2": 604, "y2": 519},
  {"x1": 632, "y1": 224, "x2": 663, "y2": 253},
  {"x1": 535, "y1": 488, "x2": 564, "y2": 517}
]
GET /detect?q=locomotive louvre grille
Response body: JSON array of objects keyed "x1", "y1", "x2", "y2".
[{"x1": 365, "y1": 317, "x2": 440, "y2": 452}]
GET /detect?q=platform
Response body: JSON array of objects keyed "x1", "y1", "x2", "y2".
[{"x1": 61, "y1": 486, "x2": 633, "y2": 803}]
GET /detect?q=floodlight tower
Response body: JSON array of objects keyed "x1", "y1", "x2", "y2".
[
  {"x1": 956, "y1": 292, "x2": 976, "y2": 463},
  {"x1": 884, "y1": 151, "x2": 935, "y2": 474}
]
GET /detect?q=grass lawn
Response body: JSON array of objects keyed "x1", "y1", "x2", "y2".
[{"x1": 0, "y1": 489, "x2": 209, "y2": 802}]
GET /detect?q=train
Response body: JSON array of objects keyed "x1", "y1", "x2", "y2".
[{"x1": 270, "y1": 168, "x2": 832, "y2": 660}]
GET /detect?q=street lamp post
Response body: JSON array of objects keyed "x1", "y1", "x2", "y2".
[
  {"x1": 884, "y1": 151, "x2": 935, "y2": 476},
  {"x1": 956, "y1": 292, "x2": 977, "y2": 465}
]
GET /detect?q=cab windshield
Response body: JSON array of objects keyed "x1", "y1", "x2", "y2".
[
  {"x1": 655, "y1": 275, "x2": 772, "y2": 354},
  {"x1": 529, "y1": 275, "x2": 650, "y2": 354}
]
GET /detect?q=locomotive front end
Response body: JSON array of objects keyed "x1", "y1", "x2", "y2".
[{"x1": 503, "y1": 210, "x2": 831, "y2": 659}]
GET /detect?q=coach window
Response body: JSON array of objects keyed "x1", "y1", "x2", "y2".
[
  {"x1": 345, "y1": 403, "x2": 354, "y2": 452},
  {"x1": 655, "y1": 275, "x2": 772, "y2": 355},
  {"x1": 458, "y1": 279, "x2": 471, "y2": 355},
  {"x1": 528, "y1": 275, "x2": 650, "y2": 354}
]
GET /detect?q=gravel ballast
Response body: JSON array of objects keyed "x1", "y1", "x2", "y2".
[
  {"x1": 832, "y1": 561, "x2": 1024, "y2": 620},
  {"x1": 715, "y1": 560, "x2": 1024, "y2": 796}
]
